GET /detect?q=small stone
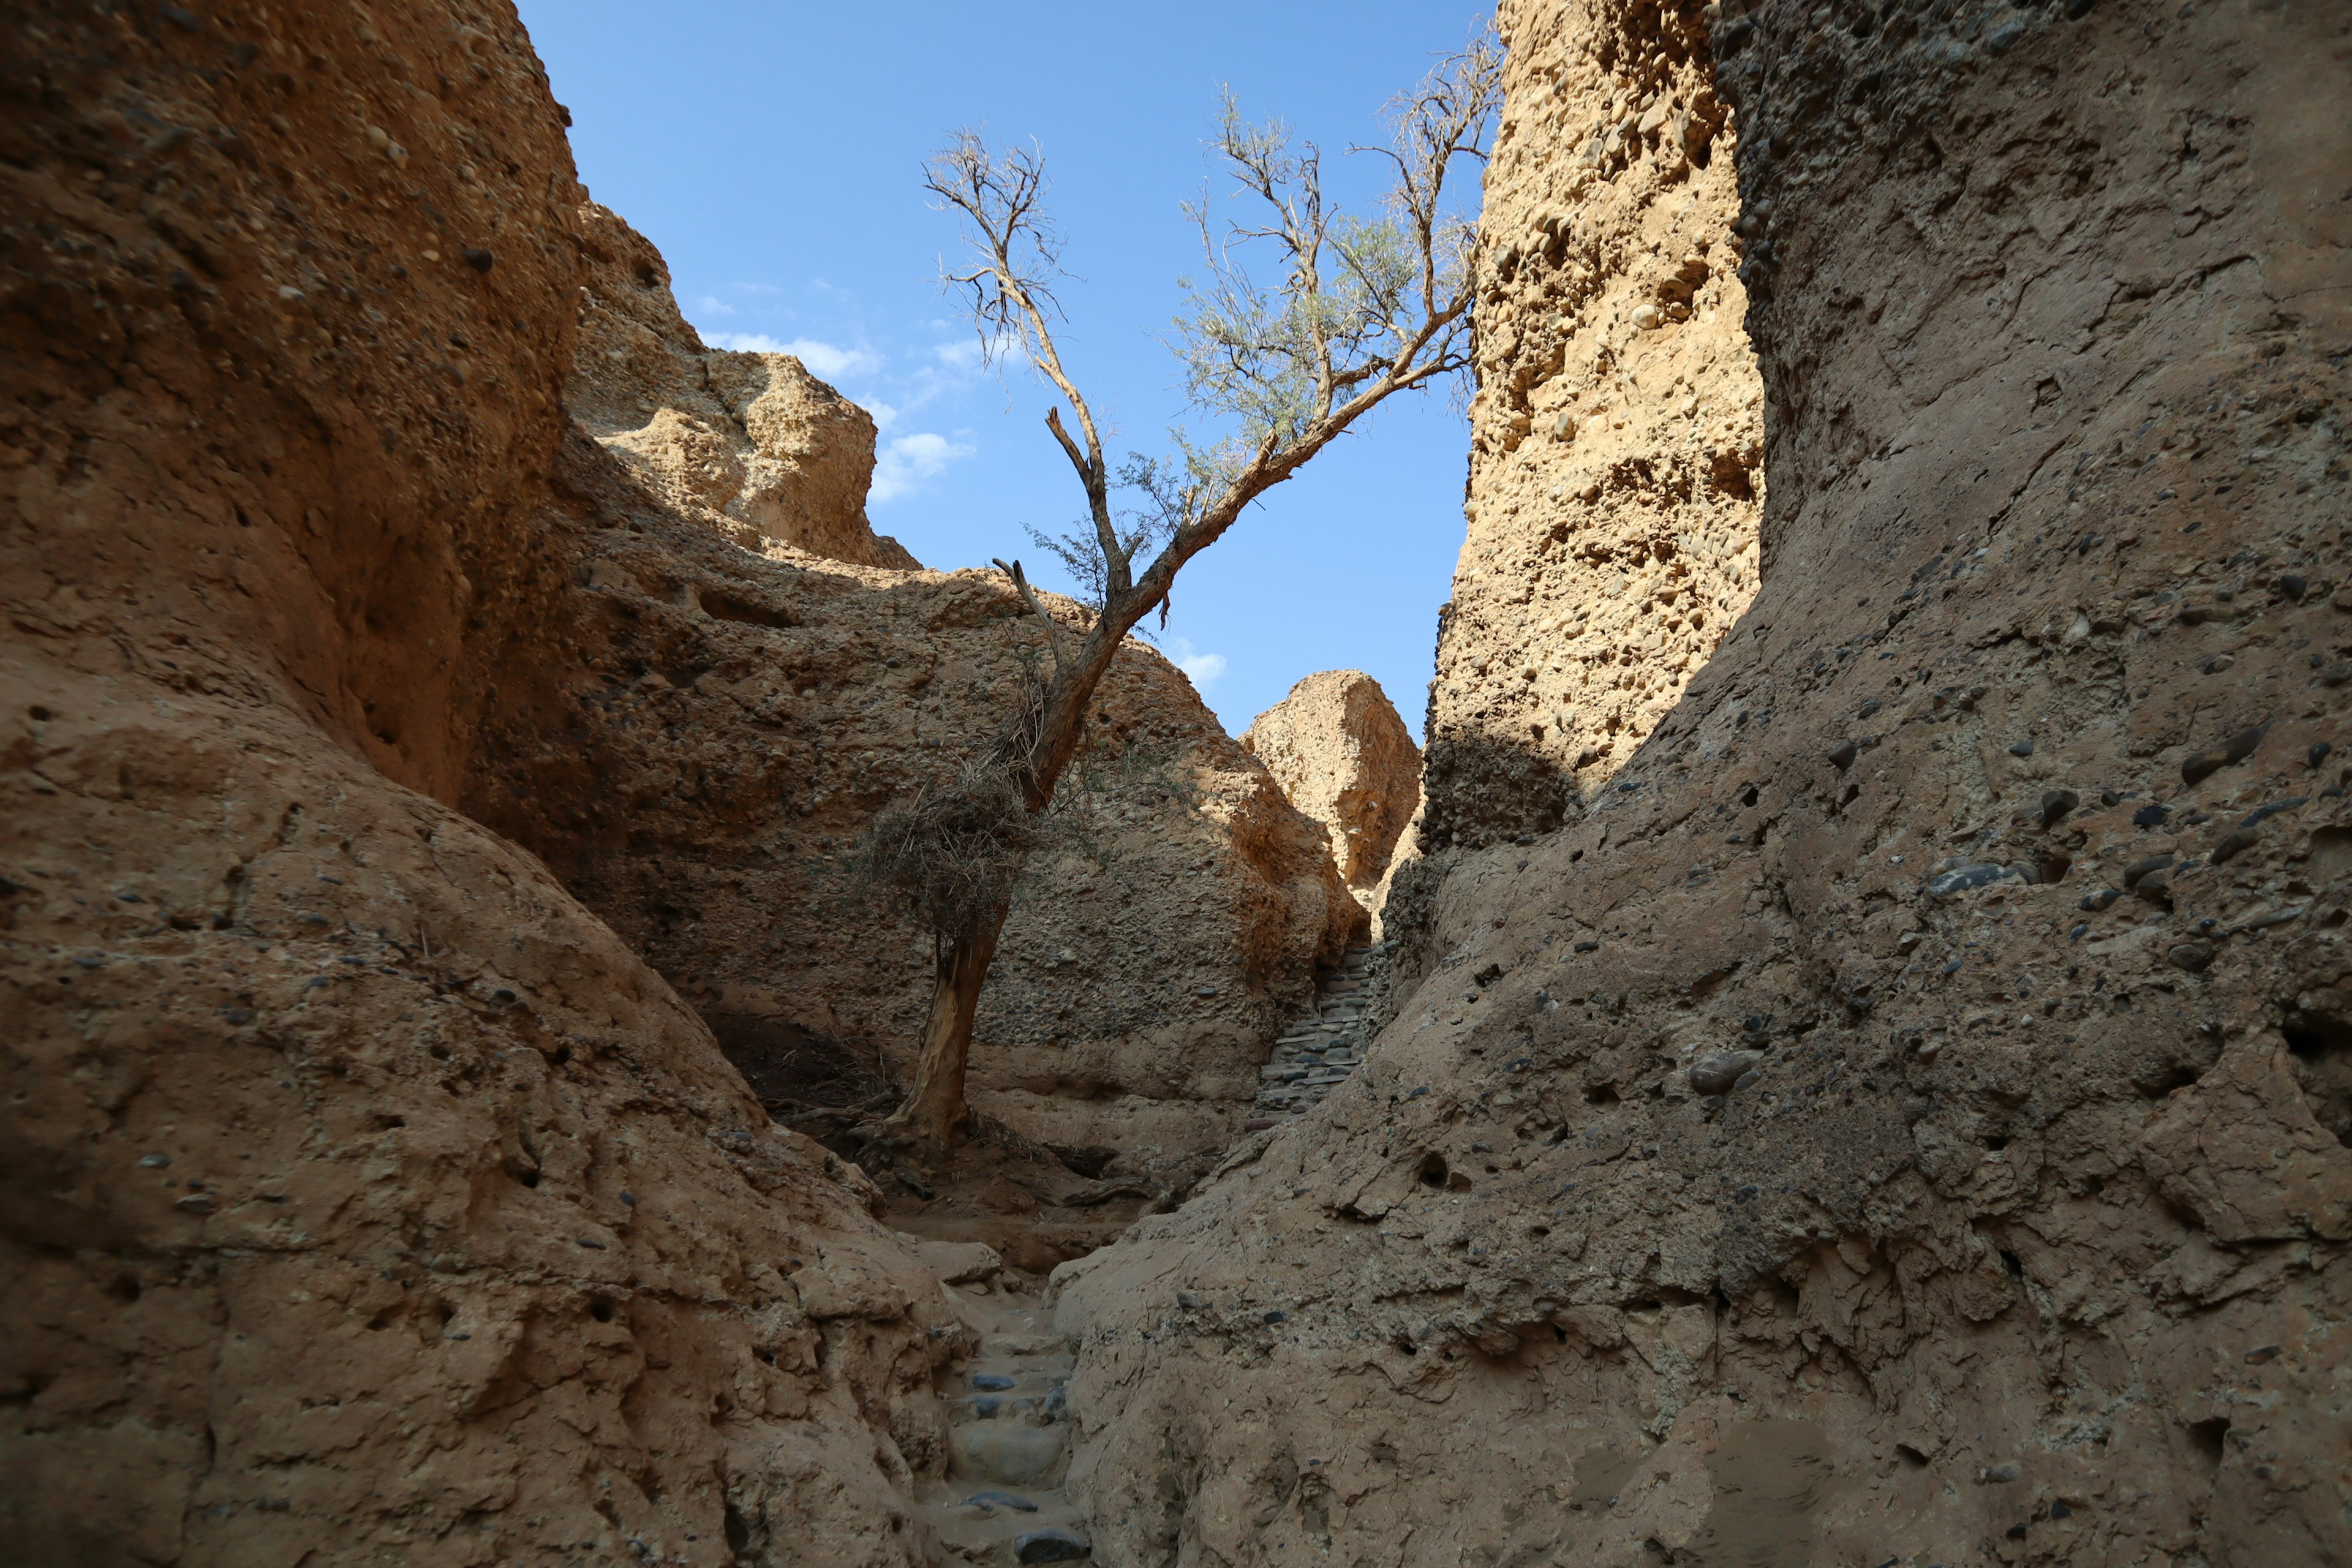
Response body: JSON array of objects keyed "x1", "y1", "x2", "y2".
[
  {"x1": 2079, "y1": 888, "x2": 2121, "y2": 911},
  {"x1": 2210, "y1": 826, "x2": 2262, "y2": 864},
  {"x1": 1574, "y1": 940, "x2": 1600, "y2": 952},
  {"x1": 1262, "y1": 1310, "x2": 1288, "y2": 1325},
  {"x1": 2132, "y1": 804, "x2": 2170, "y2": 827},
  {"x1": 2282, "y1": 573, "x2": 2309, "y2": 600},
  {"x1": 971, "y1": 1373, "x2": 1017, "y2": 1392},
  {"x1": 2311, "y1": 742, "x2": 2334, "y2": 768},
  {"x1": 2324, "y1": 665, "x2": 2352, "y2": 688},
  {"x1": 2245, "y1": 1344, "x2": 2282, "y2": 1365},
  {"x1": 1826, "y1": 739, "x2": 1859, "y2": 771},
  {"x1": 1925, "y1": 862, "x2": 2018, "y2": 900},
  {"x1": 1014, "y1": 1527, "x2": 1092, "y2": 1563},
  {"x1": 2135, "y1": 869, "x2": 2173, "y2": 902},
  {"x1": 969, "y1": 1396, "x2": 1004, "y2": 1419},
  {"x1": 2122, "y1": 853, "x2": 2176, "y2": 888},
  {"x1": 2241, "y1": 796, "x2": 2309, "y2": 829},
  {"x1": 1630, "y1": 303, "x2": 1662, "y2": 330},
  {"x1": 139, "y1": 1153, "x2": 171, "y2": 1169},
  {"x1": 2069, "y1": 923, "x2": 2089, "y2": 940},
  {"x1": 461, "y1": 247, "x2": 494, "y2": 271},
  {"x1": 2182, "y1": 720, "x2": 2272, "y2": 786},
  {"x1": 2008, "y1": 741, "x2": 2035, "y2": 758},
  {"x1": 1980, "y1": 1463, "x2": 2022, "y2": 1484},
  {"x1": 2166, "y1": 941, "x2": 2214, "y2": 973},
  {"x1": 1243, "y1": 1118, "x2": 1275, "y2": 1132},
  {"x1": 2038, "y1": 788, "x2": 2080, "y2": 829},
  {"x1": 1689, "y1": 1050, "x2": 1763, "y2": 1095},
  {"x1": 965, "y1": 1491, "x2": 1039, "y2": 1513}
]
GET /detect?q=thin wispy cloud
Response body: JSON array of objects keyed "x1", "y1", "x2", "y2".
[
  {"x1": 697, "y1": 295, "x2": 737, "y2": 317},
  {"x1": 703, "y1": 334, "x2": 882, "y2": 380},
  {"x1": 1169, "y1": 638, "x2": 1227, "y2": 692},
  {"x1": 871, "y1": 431, "x2": 976, "y2": 504}
]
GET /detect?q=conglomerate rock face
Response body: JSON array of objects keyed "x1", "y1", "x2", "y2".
[
  {"x1": 1418, "y1": 0, "x2": 1766, "y2": 856},
  {"x1": 1055, "y1": 4, "x2": 2352, "y2": 1566},
  {"x1": 567, "y1": 201, "x2": 921, "y2": 571},
  {"x1": 4, "y1": 7, "x2": 970, "y2": 1564},
  {"x1": 1242, "y1": 670, "x2": 1422, "y2": 906}
]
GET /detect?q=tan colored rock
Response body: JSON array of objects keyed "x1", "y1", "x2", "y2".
[
  {"x1": 1242, "y1": 670, "x2": 1421, "y2": 907},
  {"x1": 0, "y1": 6, "x2": 963, "y2": 1565},
  {"x1": 1057, "y1": 4, "x2": 2352, "y2": 1567},
  {"x1": 467, "y1": 438, "x2": 1361, "y2": 1211},
  {"x1": 1418, "y1": 0, "x2": 1763, "y2": 854},
  {"x1": 463, "y1": 187, "x2": 1362, "y2": 1222},
  {"x1": 571, "y1": 201, "x2": 919, "y2": 569}
]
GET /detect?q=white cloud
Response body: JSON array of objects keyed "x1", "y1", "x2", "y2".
[
  {"x1": 870, "y1": 431, "x2": 975, "y2": 504},
  {"x1": 696, "y1": 295, "x2": 737, "y2": 317},
  {"x1": 729, "y1": 281, "x2": 783, "y2": 296},
  {"x1": 703, "y1": 334, "x2": 881, "y2": 380},
  {"x1": 933, "y1": 339, "x2": 986, "y2": 369},
  {"x1": 1169, "y1": 638, "x2": 1227, "y2": 692}
]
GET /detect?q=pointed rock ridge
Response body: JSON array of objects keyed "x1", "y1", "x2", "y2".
[
  {"x1": 568, "y1": 200, "x2": 919, "y2": 569},
  {"x1": 1241, "y1": 671, "x2": 1422, "y2": 908}
]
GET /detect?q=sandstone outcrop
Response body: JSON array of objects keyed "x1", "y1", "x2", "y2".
[
  {"x1": 1056, "y1": 5, "x2": 2352, "y2": 1567},
  {"x1": 4, "y1": 7, "x2": 967, "y2": 1563},
  {"x1": 1242, "y1": 671, "x2": 1422, "y2": 909},
  {"x1": 569, "y1": 202, "x2": 919, "y2": 570},
  {"x1": 1418, "y1": 0, "x2": 1765, "y2": 856}
]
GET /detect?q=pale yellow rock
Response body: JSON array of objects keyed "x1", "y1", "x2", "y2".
[{"x1": 1240, "y1": 670, "x2": 1420, "y2": 905}]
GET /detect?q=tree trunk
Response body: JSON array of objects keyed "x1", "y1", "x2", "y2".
[{"x1": 884, "y1": 902, "x2": 1006, "y2": 1154}]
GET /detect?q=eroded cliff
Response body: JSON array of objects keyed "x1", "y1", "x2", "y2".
[
  {"x1": 4, "y1": 7, "x2": 964, "y2": 1564},
  {"x1": 1055, "y1": 4, "x2": 2352, "y2": 1566},
  {"x1": 461, "y1": 208, "x2": 1360, "y2": 1242}
]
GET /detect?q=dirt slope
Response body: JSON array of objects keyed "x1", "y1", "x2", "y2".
[{"x1": 1053, "y1": 4, "x2": 2352, "y2": 1566}]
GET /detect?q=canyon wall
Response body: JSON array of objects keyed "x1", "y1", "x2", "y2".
[
  {"x1": 1, "y1": 6, "x2": 1059, "y2": 1564},
  {"x1": 462, "y1": 208, "x2": 1360, "y2": 1227},
  {"x1": 1057, "y1": 4, "x2": 2352, "y2": 1567},
  {"x1": 1418, "y1": 0, "x2": 1765, "y2": 858}
]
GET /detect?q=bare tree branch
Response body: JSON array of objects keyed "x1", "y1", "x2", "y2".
[{"x1": 990, "y1": 557, "x2": 1068, "y2": 677}]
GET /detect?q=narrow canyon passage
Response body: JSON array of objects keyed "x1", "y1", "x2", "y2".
[{"x1": 4, "y1": 1, "x2": 2346, "y2": 1566}]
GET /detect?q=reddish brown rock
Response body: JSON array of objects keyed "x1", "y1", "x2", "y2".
[
  {"x1": 1242, "y1": 670, "x2": 1421, "y2": 907},
  {"x1": 1056, "y1": 4, "x2": 2352, "y2": 1566}
]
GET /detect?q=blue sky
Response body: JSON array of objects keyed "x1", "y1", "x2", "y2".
[{"x1": 520, "y1": 1, "x2": 1489, "y2": 738}]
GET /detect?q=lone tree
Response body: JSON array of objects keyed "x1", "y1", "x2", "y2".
[{"x1": 865, "y1": 35, "x2": 1502, "y2": 1153}]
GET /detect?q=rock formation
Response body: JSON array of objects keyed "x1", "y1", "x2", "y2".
[
  {"x1": 1056, "y1": 4, "x2": 2352, "y2": 1566},
  {"x1": 1419, "y1": 0, "x2": 1765, "y2": 856},
  {"x1": 11, "y1": 0, "x2": 2349, "y2": 1563},
  {"x1": 460, "y1": 208, "x2": 1361, "y2": 1236},
  {"x1": 1242, "y1": 671, "x2": 1422, "y2": 908},
  {"x1": 0, "y1": 6, "x2": 976, "y2": 1564},
  {"x1": 568, "y1": 200, "x2": 920, "y2": 570}
]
